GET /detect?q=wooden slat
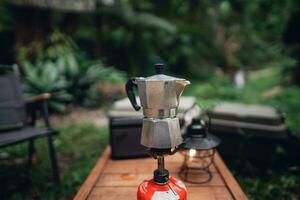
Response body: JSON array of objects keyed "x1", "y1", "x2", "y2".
[
  {"x1": 188, "y1": 187, "x2": 233, "y2": 200},
  {"x1": 214, "y1": 152, "x2": 248, "y2": 200},
  {"x1": 88, "y1": 187, "x2": 136, "y2": 200},
  {"x1": 96, "y1": 172, "x2": 224, "y2": 187},
  {"x1": 74, "y1": 147, "x2": 111, "y2": 200}
]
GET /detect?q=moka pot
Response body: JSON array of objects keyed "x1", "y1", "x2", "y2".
[{"x1": 125, "y1": 64, "x2": 190, "y2": 149}]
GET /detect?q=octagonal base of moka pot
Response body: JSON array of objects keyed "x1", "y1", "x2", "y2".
[{"x1": 141, "y1": 117, "x2": 182, "y2": 149}]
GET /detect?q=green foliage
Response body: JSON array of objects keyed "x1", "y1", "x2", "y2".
[
  {"x1": 266, "y1": 86, "x2": 300, "y2": 134},
  {"x1": 72, "y1": 0, "x2": 298, "y2": 78},
  {"x1": 281, "y1": 56, "x2": 298, "y2": 84},
  {"x1": 0, "y1": 123, "x2": 108, "y2": 199},
  {"x1": 22, "y1": 61, "x2": 72, "y2": 113},
  {"x1": 108, "y1": 0, "x2": 177, "y2": 33},
  {"x1": 51, "y1": 123, "x2": 108, "y2": 198},
  {"x1": 91, "y1": 0, "x2": 179, "y2": 75},
  {"x1": 236, "y1": 168, "x2": 300, "y2": 200},
  {"x1": 21, "y1": 31, "x2": 127, "y2": 112},
  {"x1": 1, "y1": 0, "x2": 300, "y2": 78},
  {"x1": 0, "y1": 1, "x2": 12, "y2": 32}
]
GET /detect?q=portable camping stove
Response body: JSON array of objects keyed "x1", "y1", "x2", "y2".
[
  {"x1": 137, "y1": 149, "x2": 187, "y2": 200},
  {"x1": 126, "y1": 64, "x2": 190, "y2": 200}
]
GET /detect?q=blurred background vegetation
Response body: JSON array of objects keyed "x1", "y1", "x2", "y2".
[
  {"x1": 0, "y1": 0, "x2": 300, "y2": 199},
  {"x1": 0, "y1": 0, "x2": 300, "y2": 112}
]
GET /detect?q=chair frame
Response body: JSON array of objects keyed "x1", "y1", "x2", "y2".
[{"x1": 0, "y1": 64, "x2": 59, "y2": 183}]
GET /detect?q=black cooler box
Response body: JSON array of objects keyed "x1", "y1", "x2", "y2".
[
  {"x1": 109, "y1": 97, "x2": 201, "y2": 159},
  {"x1": 207, "y1": 102, "x2": 288, "y2": 163}
]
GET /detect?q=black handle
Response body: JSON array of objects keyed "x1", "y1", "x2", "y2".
[{"x1": 125, "y1": 78, "x2": 141, "y2": 111}]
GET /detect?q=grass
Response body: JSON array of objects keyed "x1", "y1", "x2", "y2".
[
  {"x1": 185, "y1": 66, "x2": 300, "y2": 199},
  {"x1": 0, "y1": 123, "x2": 108, "y2": 200},
  {"x1": 236, "y1": 171, "x2": 300, "y2": 200}
]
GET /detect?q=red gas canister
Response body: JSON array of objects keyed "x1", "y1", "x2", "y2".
[{"x1": 137, "y1": 176, "x2": 187, "y2": 200}]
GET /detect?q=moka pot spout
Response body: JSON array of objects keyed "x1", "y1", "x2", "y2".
[{"x1": 175, "y1": 79, "x2": 190, "y2": 101}]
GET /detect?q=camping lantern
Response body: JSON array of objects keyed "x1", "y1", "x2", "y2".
[{"x1": 179, "y1": 121, "x2": 220, "y2": 184}]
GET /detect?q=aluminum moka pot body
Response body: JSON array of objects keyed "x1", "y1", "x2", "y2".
[
  {"x1": 125, "y1": 64, "x2": 190, "y2": 149},
  {"x1": 126, "y1": 77, "x2": 190, "y2": 119}
]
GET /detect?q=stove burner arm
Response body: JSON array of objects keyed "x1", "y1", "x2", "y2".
[{"x1": 157, "y1": 156, "x2": 165, "y2": 173}]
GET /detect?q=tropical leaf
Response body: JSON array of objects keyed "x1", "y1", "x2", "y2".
[{"x1": 136, "y1": 13, "x2": 177, "y2": 34}]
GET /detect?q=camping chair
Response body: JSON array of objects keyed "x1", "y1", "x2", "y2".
[{"x1": 0, "y1": 64, "x2": 59, "y2": 183}]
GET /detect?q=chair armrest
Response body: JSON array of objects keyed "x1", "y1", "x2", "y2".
[
  {"x1": 25, "y1": 93, "x2": 51, "y2": 103},
  {"x1": 25, "y1": 93, "x2": 52, "y2": 128}
]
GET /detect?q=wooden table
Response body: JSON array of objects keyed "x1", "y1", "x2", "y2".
[{"x1": 74, "y1": 146, "x2": 247, "y2": 200}]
